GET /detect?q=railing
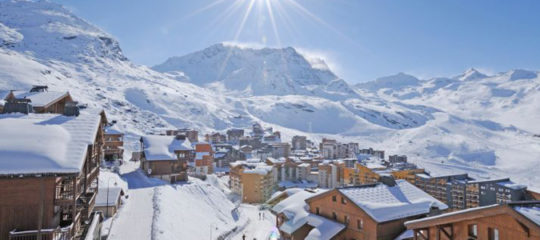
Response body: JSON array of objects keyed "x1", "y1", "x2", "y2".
[{"x1": 9, "y1": 224, "x2": 72, "y2": 240}]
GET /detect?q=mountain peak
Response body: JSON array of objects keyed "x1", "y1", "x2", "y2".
[
  {"x1": 152, "y1": 44, "x2": 350, "y2": 98},
  {"x1": 456, "y1": 68, "x2": 487, "y2": 81}
]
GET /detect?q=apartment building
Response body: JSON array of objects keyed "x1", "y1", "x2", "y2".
[
  {"x1": 291, "y1": 135, "x2": 307, "y2": 150},
  {"x1": 318, "y1": 161, "x2": 342, "y2": 188},
  {"x1": 359, "y1": 148, "x2": 385, "y2": 159},
  {"x1": 165, "y1": 128, "x2": 199, "y2": 143},
  {"x1": 226, "y1": 128, "x2": 244, "y2": 144},
  {"x1": 229, "y1": 160, "x2": 277, "y2": 203},
  {"x1": 0, "y1": 110, "x2": 106, "y2": 240},
  {"x1": 194, "y1": 142, "x2": 214, "y2": 175},
  {"x1": 415, "y1": 173, "x2": 529, "y2": 210}
]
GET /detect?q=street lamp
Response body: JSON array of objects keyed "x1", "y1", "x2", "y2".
[{"x1": 106, "y1": 177, "x2": 118, "y2": 218}]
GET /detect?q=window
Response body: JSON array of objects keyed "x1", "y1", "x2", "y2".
[
  {"x1": 316, "y1": 207, "x2": 320, "y2": 215},
  {"x1": 332, "y1": 212, "x2": 337, "y2": 220},
  {"x1": 488, "y1": 228, "x2": 499, "y2": 240},
  {"x1": 468, "y1": 224, "x2": 478, "y2": 239},
  {"x1": 341, "y1": 196, "x2": 347, "y2": 204},
  {"x1": 344, "y1": 216, "x2": 350, "y2": 225},
  {"x1": 332, "y1": 195, "x2": 337, "y2": 202},
  {"x1": 357, "y1": 219, "x2": 363, "y2": 230}
]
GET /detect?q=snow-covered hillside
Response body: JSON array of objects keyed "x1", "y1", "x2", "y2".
[{"x1": 1, "y1": 0, "x2": 539, "y2": 191}]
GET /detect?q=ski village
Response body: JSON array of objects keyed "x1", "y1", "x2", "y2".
[
  {"x1": 1, "y1": 86, "x2": 540, "y2": 240},
  {"x1": 2, "y1": 0, "x2": 540, "y2": 240}
]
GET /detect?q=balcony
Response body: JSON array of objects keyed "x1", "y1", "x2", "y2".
[{"x1": 9, "y1": 223, "x2": 73, "y2": 240}]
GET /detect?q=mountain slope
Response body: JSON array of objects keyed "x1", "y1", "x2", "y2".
[{"x1": 1, "y1": 0, "x2": 540, "y2": 191}]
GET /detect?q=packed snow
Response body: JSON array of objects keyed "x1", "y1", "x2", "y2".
[
  {"x1": 338, "y1": 180, "x2": 448, "y2": 223},
  {"x1": 0, "y1": 111, "x2": 101, "y2": 175}
]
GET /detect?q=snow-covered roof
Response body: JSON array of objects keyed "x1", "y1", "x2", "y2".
[
  {"x1": 104, "y1": 126, "x2": 123, "y2": 135},
  {"x1": 405, "y1": 204, "x2": 499, "y2": 226},
  {"x1": 243, "y1": 165, "x2": 273, "y2": 175},
  {"x1": 95, "y1": 187, "x2": 123, "y2": 207},
  {"x1": 394, "y1": 229, "x2": 414, "y2": 240},
  {"x1": 305, "y1": 214, "x2": 345, "y2": 240},
  {"x1": 12, "y1": 90, "x2": 69, "y2": 107},
  {"x1": 268, "y1": 188, "x2": 303, "y2": 203},
  {"x1": 514, "y1": 205, "x2": 540, "y2": 226},
  {"x1": 195, "y1": 152, "x2": 210, "y2": 160},
  {"x1": 338, "y1": 180, "x2": 448, "y2": 223},
  {"x1": 272, "y1": 190, "x2": 319, "y2": 234},
  {"x1": 142, "y1": 135, "x2": 192, "y2": 161},
  {"x1": 497, "y1": 180, "x2": 527, "y2": 190},
  {"x1": 0, "y1": 112, "x2": 102, "y2": 175}
]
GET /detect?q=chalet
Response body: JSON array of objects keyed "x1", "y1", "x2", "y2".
[
  {"x1": 405, "y1": 201, "x2": 540, "y2": 240},
  {"x1": 165, "y1": 128, "x2": 199, "y2": 143},
  {"x1": 226, "y1": 128, "x2": 244, "y2": 144},
  {"x1": 3, "y1": 86, "x2": 73, "y2": 114},
  {"x1": 103, "y1": 126, "x2": 124, "y2": 161},
  {"x1": 271, "y1": 189, "x2": 345, "y2": 240},
  {"x1": 204, "y1": 132, "x2": 226, "y2": 144},
  {"x1": 194, "y1": 142, "x2": 214, "y2": 175},
  {"x1": 140, "y1": 135, "x2": 192, "y2": 182},
  {"x1": 304, "y1": 178, "x2": 448, "y2": 240},
  {"x1": 0, "y1": 110, "x2": 107, "y2": 240}
]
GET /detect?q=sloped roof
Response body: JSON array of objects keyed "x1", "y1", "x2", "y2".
[
  {"x1": 95, "y1": 187, "x2": 123, "y2": 207},
  {"x1": 338, "y1": 180, "x2": 448, "y2": 223},
  {"x1": 0, "y1": 111, "x2": 102, "y2": 175},
  {"x1": 514, "y1": 205, "x2": 540, "y2": 226},
  {"x1": 142, "y1": 135, "x2": 193, "y2": 161},
  {"x1": 305, "y1": 214, "x2": 345, "y2": 240},
  {"x1": 13, "y1": 90, "x2": 69, "y2": 107},
  {"x1": 272, "y1": 190, "x2": 318, "y2": 234}
]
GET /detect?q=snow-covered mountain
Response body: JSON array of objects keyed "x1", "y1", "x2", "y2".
[
  {"x1": 1, "y1": 0, "x2": 540, "y2": 190},
  {"x1": 152, "y1": 43, "x2": 358, "y2": 100}
]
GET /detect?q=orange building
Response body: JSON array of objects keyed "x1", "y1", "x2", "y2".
[{"x1": 194, "y1": 143, "x2": 214, "y2": 175}]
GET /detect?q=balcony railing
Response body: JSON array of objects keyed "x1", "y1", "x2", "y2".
[{"x1": 9, "y1": 223, "x2": 73, "y2": 240}]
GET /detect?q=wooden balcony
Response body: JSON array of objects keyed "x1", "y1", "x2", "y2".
[{"x1": 9, "y1": 223, "x2": 73, "y2": 240}]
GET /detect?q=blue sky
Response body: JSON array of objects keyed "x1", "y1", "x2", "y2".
[{"x1": 53, "y1": 0, "x2": 540, "y2": 83}]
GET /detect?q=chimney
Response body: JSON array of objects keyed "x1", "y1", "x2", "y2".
[
  {"x1": 63, "y1": 101, "x2": 80, "y2": 116},
  {"x1": 379, "y1": 175, "x2": 397, "y2": 187},
  {"x1": 175, "y1": 134, "x2": 187, "y2": 140},
  {"x1": 30, "y1": 85, "x2": 48, "y2": 92}
]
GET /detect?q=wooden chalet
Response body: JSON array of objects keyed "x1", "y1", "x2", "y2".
[
  {"x1": 0, "y1": 110, "x2": 107, "y2": 240},
  {"x1": 303, "y1": 179, "x2": 448, "y2": 240},
  {"x1": 3, "y1": 86, "x2": 73, "y2": 114},
  {"x1": 405, "y1": 201, "x2": 540, "y2": 240},
  {"x1": 140, "y1": 135, "x2": 193, "y2": 183}
]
